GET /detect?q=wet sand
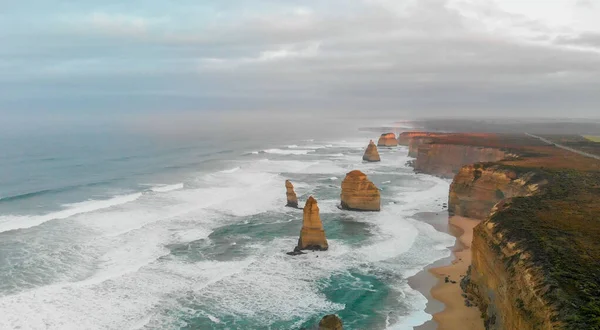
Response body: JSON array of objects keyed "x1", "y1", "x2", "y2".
[{"x1": 410, "y1": 215, "x2": 484, "y2": 330}]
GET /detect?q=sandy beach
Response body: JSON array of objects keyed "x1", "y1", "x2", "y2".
[{"x1": 426, "y1": 216, "x2": 484, "y2": 330}]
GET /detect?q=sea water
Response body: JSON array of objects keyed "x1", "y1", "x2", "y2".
[{"x1": 0, "y1": 115, "x2": 454, "y2": 330}]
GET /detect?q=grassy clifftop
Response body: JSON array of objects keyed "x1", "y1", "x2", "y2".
[{"x1": 488, "y1": 168, "x2": 600, "y2": 329}]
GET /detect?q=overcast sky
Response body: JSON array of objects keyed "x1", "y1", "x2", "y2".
[{"x1": 1, "y1": 0, "x2": 600, "y2": 118}]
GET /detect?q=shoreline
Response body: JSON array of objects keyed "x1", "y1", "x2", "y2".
[{"x1": 410, "y1": 215, "x2": 484, "y2": 330}]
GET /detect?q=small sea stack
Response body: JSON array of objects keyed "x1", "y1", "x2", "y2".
[
  {"x1": 285, "y1": 180, "x2": 299, "y2": 208},
  {"x1": 377, "y1": 133, "x2": 398, "y2": 147},
  {"x1": 287, "y1": 196, "x2": 328, "y2": 255},
  {"x1": 362, "y1": 140, "x2": 381, "y2": 162},
  {"x1": 340, "y1": 170, "x2": 380, "y2": 211},
  {"x1": 319, "y1": 314, "x2": 343, "y2": 330}
]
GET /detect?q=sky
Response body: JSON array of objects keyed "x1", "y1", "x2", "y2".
[{"x1": 1, "y1": 0, "x2": 600, "y2": 118}]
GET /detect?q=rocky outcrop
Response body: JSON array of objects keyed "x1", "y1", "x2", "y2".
[
  {"x1": 377, "y1": 133, "x2": 398, "y2": 147},
  {"x1": 362, "y1": 140, "x2": 381, "y2": 162},
  {"x1": 415, "y1": 144, "x2": 509, "y2": 178},
  {"x1": 319, "y1": 314, "x2": 343, "y2": 330},
  {"x1": 450, "y1": 166, "x2": 600, "y2": 329},
  {"x1": 399, "y1": 131, "x2": 448, "y2": 147},
  {"x1": 296, "y1": 196, "x2": 328, "y2": 251},
  {"x1": 448, "y1": 164, "x2": 546, "y2": 219},
  {"x1": 466, "y1": 203, "x2": 558, "y2": 330},
  {"x1": 285, "y1": 180, "x2": 299, "y2": 208},
  {"x1": 408, "y1": 137, "x2": 433, "y2": 157},
  {"x1": 449, "y1": 165, "x2": 551, "y2": 328},
  {"x1": 340, "y1": 170, "x2": 380, "y2": 211}
]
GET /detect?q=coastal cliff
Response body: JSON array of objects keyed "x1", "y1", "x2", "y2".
[
  {"x1": 405, "y1": 132, "x2": 600, "y2": 330},
  {"x1": 467, "y1": 202, "x2": 558, "y2": 330},
  {"x1": 414, "y1": 144, "x2": 508, "y2": 178},
  {"x1": 457, "y1": 169, "x2": 600, "y2": 330},
  {"x1": 448, "y1": 164, "x2": 546, "y2": 219}
]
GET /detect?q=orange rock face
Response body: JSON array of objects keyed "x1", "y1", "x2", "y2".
[
  {"x1": 340, "y1": 170, "x2": 380, "y2": 211},
  {"x1": 377, "y1": 133, "x2": 398, "y2": 147},
  {"x1": 415, "y1": 144, "x2": 508, "y2": 178},
  {"x1": 362, "y1": 140, "x2": 381, "y2": 162},
  {"x1": 297, "y1": 196, "x2": 328, "y2": 250},
  {"x1": 398, "y1": 131, "x2": 447, "y2": 146},
  {"x1": 285, "y1": 180, "x2": 298, "y2": 208},
  {"x1": 449, "y1": 164, "x2": 546, "y2": 219}
]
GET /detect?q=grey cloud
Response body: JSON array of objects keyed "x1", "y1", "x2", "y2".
[
  {"x1": 576, "y1": 0, "x2": 594, "y2": 8},
  {"x1": 1, "y1": 0, "x2": 600, "y2": 117},
  {"x1": 554, "y1": 32, "x2": 600, "y2": 48}
]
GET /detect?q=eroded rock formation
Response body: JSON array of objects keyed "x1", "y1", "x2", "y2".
[
  {"x1": 415, "y1": 144, "x2": 508, "y2": 178},
  {"x1": 340, "y1": 170, "x2": 380, "y2": 211},
  {"x1": 448, "y1": 164, "x2": 550, "y2": 329},
  {"x1": 451, "y1": 165, "x2": 600, "y2": 329},
  {"x1": 319, "y1": 314, "x2": 343, "y2": 330},
  {"x1": 399, "y1": 131, "x2": 448, "y2": 147},
  {"x1": 377, "y1": 133, "x2": 398, "y2": 147},
  {"x1": 285, "y1": 180, "x2": 299, "y2": 208},
  {"x1": 448, "y1": 164, "x2": 546, "y2": 219},
  {"x1": 362, "y1": 140, "x2": 381, "y2": 162},
  {"x1": 466, "y1": 202, "x2": 558, "y2": 330},
  {"x1": 296, "y1": 196, "x2": 328, "y2": 251}
]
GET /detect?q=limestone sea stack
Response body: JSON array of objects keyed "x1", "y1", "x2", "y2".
[
  {"x1": 340, "y1": 170, "x2": 380, "y2": 211},
  {"x1": 377, "y1": 133, "x2": 398, "y2": 147},
  {"x1": 319, "y1": 314, "x2": 343, "y2": 330},
  {"x1": 362, "y1": 140, "x2": 381, "y2": 162},
  {"x1": 285, "y1": 180, "x2": 299, "y2": 208},
  {"x1": 297, "y1": 196, "x2": 328, "y2": 251}
]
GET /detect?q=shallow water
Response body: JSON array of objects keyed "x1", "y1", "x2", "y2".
[{"x1": 0, "y1": 120, "x2": 454, "y2": 330}]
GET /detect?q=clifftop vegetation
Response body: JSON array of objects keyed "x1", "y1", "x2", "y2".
[{"x1": 488, "y1": 168, "x2": 600, "y2": 329}]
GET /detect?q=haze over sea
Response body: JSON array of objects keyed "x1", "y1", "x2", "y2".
[{"x1": 0, "y1": 113, "x2": 454, "y2": 329}]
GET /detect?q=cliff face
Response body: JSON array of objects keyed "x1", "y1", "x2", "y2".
[
  {"x1": 377, "y1": 133, "x2": 398, "y2": 147},
  {"x1": 362, "y1": 140, "x2": 381, "y2": 162},
  {"x1": 456, "y1": 167, "x2": 600, "y2": 330},
  {"x1": 398, "y1": 131, "x2": 449, "y2": 146},
  {"x1": 448, "y1": 164, "x2": 546, "y2": 219},
  {"x1": 449, "y1": 165, "x2": 550, "y2": 329},
  {"x1": 467, "y1": 202, "x2": 559, "y2": 330},
  {"x1": 415, "y1": 144, "x2": 508, "y2": 178},
  {"x1": 285, "y1": 180, "x2": 299, "y2": 208},
  {"x1": 408, "y1": 137, "x2": 433, "y2": 157},
  {"x1": 340, "y1": 170, "x2": 380, "y2": 211},
  {"x1": 297, "y1": 196, "x2": 328, "y2": 250}
]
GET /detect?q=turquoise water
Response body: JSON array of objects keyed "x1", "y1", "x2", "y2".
[{"x1": 0, "y1": 120, "x2": 454, "y2": 329}]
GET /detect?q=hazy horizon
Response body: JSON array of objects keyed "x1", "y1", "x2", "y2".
[{"x1": 2, "y1": 0, "x2": 600, "y2": 118}]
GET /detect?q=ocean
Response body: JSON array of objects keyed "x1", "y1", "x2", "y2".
[{"x1": 0, "y1": 114, "x2": 454, "y2": 330}]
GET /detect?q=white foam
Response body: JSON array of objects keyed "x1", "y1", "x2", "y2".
[
  {"x1": 0, "y1": 193, "x2": 142, "y2": 233},
  {"x1": 262, "y1": 149, "x2": 314, "y2": 155},
  {"x1": 288, "y1": 144, "x2": 333, "y2": 150},
  {"x1": 150, "y1": 183, "x2": 184, "y2": 193},
  {"x1": 0, "y1": 134, "x2": 456, "y2": 329},
  {"x1": 219, "y1": 167, "x2": 241, "y2": 173}
]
